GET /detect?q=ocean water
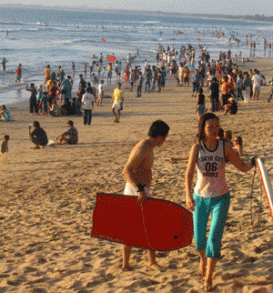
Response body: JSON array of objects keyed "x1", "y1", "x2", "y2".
[{"x1": 0, "y1": 6, "x2": 273, "y2": 105}]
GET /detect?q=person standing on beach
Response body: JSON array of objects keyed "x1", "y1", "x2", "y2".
[
  {"x1": 144, "y1": 65, "x2": 152, "y2": 93},
  {"x1": 242, "y1": 72, "x2": 252, "y2": 103},
  {"x1": 252, "y1": 69, "x2": 262, "y2": 101},
  {"x1": 111, "y1": 82, "x2": 125, "y2": 123},
  {"x1": 183, "y1": 66, "x2": 190, "y2": 87},
  {"x1": 221, "y1": 76, "x2": 230, "y2": 108},
  {"x1": 72, "y1": 62, "x2": 75, "y2": 77},
  {"x1": 160, "y1": 66, "x2": 166, "y2": 91},
  {"x1": 192, "y1": 69, "x2": 201, "y2": 98},
  {"x1": 57, "y1": 66, "x2": 65, "y2": 83},
  {"x1": 107, "y1": 63, "x2": 113, "y2": 84},
  {"x1": 81, "y1": 88, "x2": 95, "y2": 126},
  {"x1": 1, "y1": 58, "x2": 7, "y2": 72},
  {"x1": 26, "y1": 83, "x2": 38, "y2": 114},
  {"x1": 15, "y1": 64, "x2": 22, "y2": 83},
  {"x1": 136, "y1": 71, "x2": 143, "y2": 97},
  {"x1": 61, "y1": 76, "x2": 71, "y2": 105},
  {"x1": 97, "y1": 80, "x2": 104, "y2": 106},
  {"x1": 44, "y1": 65, "x2": 51, "y2": 85},
  {"x1": 77, "y1": 74, "x2": 86, "y2": 112},
  {"x1": 209, "y1": 77, "x2": 219, "y2": 112},
  {"x1": 185, "y1": 113, "x2": 256, "y2": 292},
  {"x1": 122, "y1": 120, "x2": 170, "y2": 271}
]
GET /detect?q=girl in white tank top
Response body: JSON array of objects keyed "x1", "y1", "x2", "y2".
[
  {"x1": 185, "y1": 113, "x2": 256, "y2": 291},
  {"x1": 194, "y1": 140, "x2": 229, "y2": 198}
]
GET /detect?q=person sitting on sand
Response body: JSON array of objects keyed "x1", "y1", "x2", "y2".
[
  {"x1": 28, "y1": 121, "x2": 48, "y2": 149},
  {"x1": 223, "y1": 97, "x2": 238, "y2": 115},
  {"x1": 185, "y1": 113, "x2": 256, "y2": 292},
  {"x1": 233, "y1": 136, "x2": 243, "y2": 156},
  {"x1": 56, "y1": 120, "x2": 78, "y2": 145},
  {"x1": 48, "y1": 101, "x2": 61, "y2": 117},
  {"x1": 0, "y1": 105, "x2": 11, "y2": 122},
  {"x1": 122, "y1": 120, "x2": 170, "y2": 271}
]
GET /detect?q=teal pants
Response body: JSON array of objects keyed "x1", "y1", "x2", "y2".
[{"x1": 193, "y1": 192, "x2": 230, "y2": 259}]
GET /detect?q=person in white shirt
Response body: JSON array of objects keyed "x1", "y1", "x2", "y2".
[
  {"x1": 252, "y1": 69, "x2": 262, "y2": 101},
  {"x1": 81, "y1": 88, "x2": 95, "y2": 125},
  {"x1": 97, "y1": 80, "x2": 104, "y2": 107}
]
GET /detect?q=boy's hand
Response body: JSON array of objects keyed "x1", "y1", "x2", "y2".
[{"x1": 137, "y1": 191, "x2": 147, "y2": 205}]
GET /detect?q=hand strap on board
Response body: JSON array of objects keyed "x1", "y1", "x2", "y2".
[{"x1": 140, "y1": 203, "x2": 156, "y2": 251}]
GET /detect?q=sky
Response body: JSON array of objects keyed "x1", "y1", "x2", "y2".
[{"x1": 1, "y1": 0, "x2": 273, "y2": 16}]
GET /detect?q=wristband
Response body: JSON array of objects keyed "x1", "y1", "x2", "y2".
[
  {"x1": 136, "y1": 183, "x2": 145, "y2": 192},
  {"x1": 251, "y1": 156, "x2": 256, "y2": 167}
]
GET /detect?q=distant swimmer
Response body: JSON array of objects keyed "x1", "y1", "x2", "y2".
[{"x1": 6, "y1": 30, "x2": 8, "y2": 36}]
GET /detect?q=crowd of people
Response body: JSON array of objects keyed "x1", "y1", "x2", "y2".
[
  {"x1": 0, "y1": 43, "x2": 270, "y2": 293},
  {"x1": 1, "y1": 45, "x2": 267, "y2": 156}
]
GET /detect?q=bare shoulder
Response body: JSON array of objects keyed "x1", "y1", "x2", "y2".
[
  {"x1": 191, "y1": 143, "x2": 200, "y2": 154},
  {"x1": 133, "y1": 139, "x2": 153, "y2": 154}
]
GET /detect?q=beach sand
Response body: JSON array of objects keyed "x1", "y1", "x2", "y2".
[{"x1": 1, "y1": 58, "x2": 273, "y2": 293}]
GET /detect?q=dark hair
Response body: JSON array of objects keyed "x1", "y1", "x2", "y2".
[
  {"x1": 218, "y1": 128, "x2": 224, "y2": 139},
  {"x1": 2, "y1": 105, "x2": 6, "y2": 110},
  {"x1": 4, "y1": 135, "x2": 9, "y2": 140},
  {"x1": 68, "y1": 120, "x2": 73, "y2": 126},
  {"x1": 224, "y1": 130, "x2": 232, "y2": 141},
  {"x1": 197, "y1": 113, "x2": 219, "y2": 144},
  {"x1": 148, "y1": 120, "x2": 169, "y2": 138},
  {"x1": 198, "y1": 87, "x2": 203, "y2": 94},
  {"x1": 117, "y1": 82, "x2": 122, "y2": 87},
  {"x1": 236, "y1": 136, "x2": 243, "y2": 147},
  {"x1": 33, "y1": 121, "x2": 40, "y2": 128}
]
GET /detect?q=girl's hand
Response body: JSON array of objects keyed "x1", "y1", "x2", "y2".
[{"x1": 186, "y1": 198, "x2": 195, "y2": 212}]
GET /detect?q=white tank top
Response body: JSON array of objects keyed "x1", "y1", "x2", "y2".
[{"x1": 194, "y1": 140, "x2": 229, "y2": 198}]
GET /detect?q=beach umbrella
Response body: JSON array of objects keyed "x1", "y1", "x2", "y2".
[{"x1": 108, "y1": 55, "x2": 116, "y2": 62}]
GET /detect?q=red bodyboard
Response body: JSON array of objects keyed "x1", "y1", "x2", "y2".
[{"x1": 91, "y1": 193, "x2": 193, "y2": 251}]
